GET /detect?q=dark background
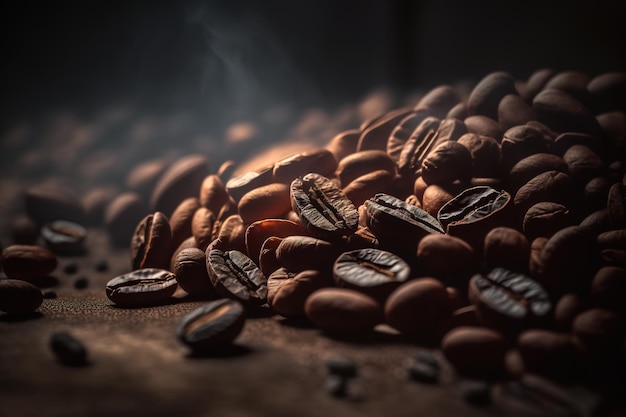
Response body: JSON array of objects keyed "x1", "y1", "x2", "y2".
[{"x1": 2, "y1": 0, "x2": 625, "y2": 127}]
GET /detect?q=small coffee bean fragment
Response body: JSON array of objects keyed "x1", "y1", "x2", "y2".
[
  {"x1": 177, "y1": 299, "x2": 245, "y2": 352},
  {"x1": 0, "y1": 279, "x2": 44, "y2": 314},
  {"x1": 50, "y1": 331, "x2": 88, "y2": 366},
  {"x1": 74, "y1": 276, "x2": 88, "y2": 290}
]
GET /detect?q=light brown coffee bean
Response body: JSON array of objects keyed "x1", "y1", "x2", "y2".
[
  {"x1": 169, "y1": 197, "x2": 201, "y2": 252},
  {"x1": 268, "y1": 269, "x2": 332, "y2": 318},
  {"x1": 214, "y1": 214, "x2": 247, "y2": 253},
  {"x1": 244, "y1": 219, "x2": 305, "y2": 266},
  {"x1": 191, "y1": 207, "x2": 215, "y2": 251},
  {"x1": 275, "y1": 236, "x2": 340, "y2": 273},
  {"x1": 441, "y1": 326, "x2": 509, "y2": 377},
  {"x1": 131, "y1": 212, "x2": 172, "y2": 270},
  {"x1": 199, "y1": 175, "x2": 229, "y2": 216},
  {"x1": 238, "y1": 183, "x2": 291, "y2": 225},
  {"x1": 387, "y1": 112, "x2": 429, "y2": 162},
  {"x1": 273, "y1": 148, "x2": 338, "y2": 184},
  {"x1": 325, "y1": 129, "x2": 360, "y2": 162},
  {"x1": 342, "y1": 170, "x2": 395, "y2": 207},
  {"x1": 357, "y1": 107, "x2": 414, "y2": 152},
  {"x1": 305, "y1": 288, "x2": 383, "y2": 335},
  {"x1": 0, "y1": 279, "x2": 43, "y2": 314},
  {"x1": 2, "y1": 245, "x2": 57, "y2": 282},
  {"x1": 258, "y1": 236, "x2": 283, "y2": 278},
  {"x1": 336, "y1": 150, "x2": 397, "y2": 187},
  {"x1": 421, "y1": 184, "x2": 457, "y2": 218},
  {"x1": 225, "y1": 165, "x2": 274, "y2": 204}
]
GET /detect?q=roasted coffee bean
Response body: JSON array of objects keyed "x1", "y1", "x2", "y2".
[
  {"x1": 414, "y1": 85, "x2": 461, "y2": 118},
  {"x1": 507, "y1": 153, "x2": 568, "y2": 193},
  {"x1": 267, "y1": 269, "x2": 331, "y2": 318},
  {"x1": 421, "y1": 141, "x2": 473, "y2": 185},
  {"x1": 50, "y1": 332, "x2": 88, "y2": 366},
  {"x1": 397, "y1": 117, "x2": 442, "y2": 178},
  {"x1": 191, "y1": 207, "x2": 215, "y2": 251},
  {"x1": 342, "y1": 169, "x2": 395, "y2": 208},
  {"x1": 408, "y1": 358, "x2": 439, "y2": 384},
  {"x1": 130, "y1": 212, "x2": 172, "y2": 270},
  {"x1": 125, "y1": 159, "x2": 167, "y2": 201},
  {"x1": 483, "y1": 227, "x2": 530, "y2": 272},
  {"x1": 583, "y1": 176, "x2": 612, "y2": 213},
  {"x1": 447, "y1": 102, "x2": 468, "y2": 119},
  {"x1": 591, "y1": 266, "x2": 626, "y2": 316},
  {"x1": 513, "y1": 171, "x2": 574, "y2": 219},
  {"x1": 385, "y1": 278, "x2": 451, "y2": 336},
  {"x1": 244, "y1": 219, "x2": 305, "y2": 266},
  {"x1": 572, "y1": 308, "x2": 623, "y2": 353},
  {"x1": 225, "y1": 165, "x2": 274, "y2": 203},
  {"x1": 416, "y1": 234, "x2": 477, "y2": 283},
  {"x1": 421, "y1": 183, "x2": 459, "y2": 218},
  {"x1": 326, "y1": 129, "x2": 360, "y2": 162},
  {"x1": 337, "y1": 150, "x2": 397, "y2": 188},
  {"x1": 523, "y1": 202, "x2": 571, "y2": 241},
  {"x1": 170, "y1": 236, "x2": 199, "y2": 272},
  {"x1": 500, "y1": 125, "x2": 551, "y2": 171},
  {"x1": 588, "y1": 71, "x2": 626, "y2": 113},
  {"x1": 273, "y1": 148, "x2": 338, "y2": 184},
  {"x1": 533, "y1": 88, "x2": 601, "y2": 136},
  {"x1": 177, "y1": 299, "x2": 246, "y2": 351},
  {"x1": 438, "y1": 186, "x2": 513, "y2": 253},
  {"x1": 304, "y1": 288, "x2": 383, "y2": 335},
  {"x1": 554, "y1": 293, "x2": 586, "y2": 331},
  {"x1": 24, "y1": 183, "x2": 85, "y2": 225},
  {"x1": 73, "y1": 276, "x2": 88, "y2": 289},
  {"x1": 544, "y1": 70, "x2": 591, "y2": 105},
  {"x1": 290, "y1": 173, "x2": 359, "y2": 241},
  {"x1": 169, "y1": 197, "x2": 201, "y2": 252},
  {"x1": 521, "y1": 68, "x2": 556, "y2": 101},
  {"x1": 387, "y1": 112, "x2": 429, "y2": 162},
  {"x1": 333, "y1": 248, "x2": 410, "y2": 302},
  {"x1": 104, "y1": 192, "x2": 148, "y2": 248},
  {"x1": 149, "y1": 154, "x2": 210, "y2": 217},
  {"x1": 441, "y1": 326, "x2": 509, "y2": 377},
  {"x1": 2, "y1": 245, "x2": 57, "y2": 282},
  {"x1": 41, "y1": 220, "x2": 87, "y2": 255},
  {"x1": 82, "y1": 186, "x2": 119, "y2": 226},
  {"x1": 238, "y1": 183, "x2": 292, "y2": 225},
  {"x1": 0, "y1": 279, "x2": 43, "y2": 314},
  {"x1": 11, "y1": 215, "x2": 40, "y2": 245},
  {"x1": 199, "y1": 175, "x2": 229, "y2": 215},
  {"x1": 457, "y1": 133, "x2": 502, "y2": 178},
  {"x1": 517, "y1": 329, "x2": 576, "y2": 379},
  {"x1": 174, "y1": 247, "x2": 215, "y2": 298},
  {"x1": 258, "y1": 237, "x2": 283, "y2": 277},
  {"x1": 275, "y1": 236, "x2": 339, "y2": 273},
  {"x1": 357, "y1": 107, "x2": 414, "y2": 152},
  {"x1": 364, "y1": 193, "x2": 444, "y2": 253},
  {"x1": 469, "y1": 268, "x2": 552, "y2": 336},
  {"x1": 464, "y1": 115, "x2": 503, "y2": 140},
  {"x1": 207, "y1": 249, "x2": 267, "y2": 306},
  {"x1": 214, "y1": 214, "x2": 247, "y2": 253},
  {"x1": 105, "y1": 268, "x2": 178, "y2": 306},
  {"x1": 492, "y1": 374, "x2": 582, "y2": 417},
  {"x1": 498, "y1": 93, "x2": 537, "y2": 132},
  {"x1": 562, "y1": 145, "x2": 605, "y2": 187},
  {"x1": 467, "y1": 71, "x2": 517, "y2": 120},
  {"x1": 607, "y1": 183, "x2": 626, "y2": 227}
]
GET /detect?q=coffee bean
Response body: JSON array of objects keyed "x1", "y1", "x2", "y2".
[
  {"x1": 467, "y1": 71, "x2": 517, "y2": 120},
  {"x1": 105, "y1": 268, "x2": 177, "y2": 306},
  {"x1": 73, "y1": 276, "x2": 88, "y2": 290},
  {"x1": 168, "y1": 197, "x2": 201, "y2": 252},
  {"x1": 173, "y1": 247, "x2": 215, "y2": 298},
  {"x1": 517, "y1": 329, "x2": 576, "y2": 379},
  {"x1": 177, "y1": 299, "x2": 246, "y2": 352},
  {"x1": 572, "y1": 308, "x2": 623, "y2": 353},
  {"x1": 326, "y1": 129, "x2": 360, "y2": 162},
  {"x1": 130, "y1": 212, "x2": 172, "y2": 270},
  {"x1": 275, "y1": 235, "x2": 340, "y2": 273},
  {"x1": 213, "y1": 214, "x2": 247, "y2": 254},
  {"x1": 238, "y1": 183, "x2": 292, "y2": 225},
  {"x1": 0, "y1": 279, "x2": 43, "y2": 314},
  {"x1": 11, "y1": 215, "x2": 40, "y2": 245},
  {"x1": 469, "y1": 268, "x2": 552, "y2": 336},
  {"x1": 1, "y1": 245, "x2": 57, "y2": 282},
  {"x1": 416, "y1": 234, "x2": 477, "y2": 283},
  {"x1": 258, "y1": 237, "x2": 283, "y2": 278},
  {"x1": 357, "y1": 107, "x2": 414, "y2": 152},
  {"x1": 50, "y1": 331, "x2": 88, "y2": 366},
  {"x1": 225, "y1": 165, "x2": 274, "y2": 204},
  {"x1": 387, "y1": 112, "x2": 429, "y2": 162},
  {"x1": 326, "y1": 356, "x2": 358, "y2": 378},
  {"x1": 273, "y1": 148, "x2": 338, "y2": 184},
  {"x1": 41, "y1": 220, "x2": 87, "y2": 255},
  {"x1": 333, "y1": 248, "x2": 410, "y2": 302},
  {"x1": 513, "y1": 171, "x2": 574, "y2": 220},
  {"x1": 267, "y1": 269, "x2": 331, "y2": 318},
  {"x1": 414, "y1": 85, "x2": 461, "y2": 118},
  {"x1": 342, "y1": 169, "x2": 395, "y2": 207},
  {"x1": 553, "y1": 293, "x2": 587, "y2": 332},
  {"x1": 24, "y1": 183, "x2": 86, "y2": 225},
  {"x1": 591, "y1": 266, "x2": 626, "y2": 316},
  {"x1": 521, "y1": 68, "x2": 556, "y2": 101},
  {"x1": 421, "y1": 141, "x2": 473, "y2": 185},
  {"x1": 408, "y1": 359, "x2": 439, "y2": 384},
  {"x1": 441, "y1": 326, "x2": 509, "y2": 377},
  {"x1": 125, "y1": 159, "x2": 167, "y2": 201},
  {"x1": 199, "y1": 174, "x2": 229, "y2": 216},
  {"x1": 191, "y1": 207, "x2": 215, "y2": 251},
  {"x1": 483, "y1": 227, "x2": 530, "y2": 272},
  {"x1": 206, "y1": 249, "x2": 267, "y2": 307},
  {"x1": 588, "y1": 71, "x2": 626, "y2": 113},
  {"x1": 607, "y1": 183, "x2": 626, "y2": 228},
  {"x1": 457, "y1": 133, "x2": 502, "y2": 178},
  {"x1": 463, "y1": 115, "x2": 503, "y2": 144},
  {"x1": 498, "y1": 93, "x2": 537, "y2": 132},
  {"x1": 82, "y1": 186, "x2": 119, "y2": 226},
  {"x1": 304, "y1": 288, "x2": 383, "y2": 335},
  {"x1": 104, "y1": 192, "x2": 148, "y2": 248},
  {"x1": 507, "y1": 153, "x2": 568, "y2": 193},
  {"x1": 384, "y1": 278, "x2": 451, "y2": 336},
  {"x1": 500, "y1": 125, "x2": 550, "y2": 170},
  {"x1": 562, "y1": 145, "x2": 605, "y2": 187},
  {"x1": 244, "y1": 220, "x2": 304, "y2": 266},
  {"x1": 533, "y1": 88, "x2": 601, "y2": 136},
  {"x1": 397, "y1": 117, "x2": 442, "y2": 178},
  {"x1": 523, "y1": 202, "x2": 571, "y2": 241},
  {"x1": 544, "y1": 70, "x2": 591, "y2": 106},
  {"x1": 421, "y1": 183, "x2": 459, "y2": 218},
  {"x1": 336, "y1": 150, "x2": 397, "y2": 187}
]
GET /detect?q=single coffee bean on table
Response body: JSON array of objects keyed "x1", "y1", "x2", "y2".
[
  {"x1": 1, "y1": 244, "x2": 58, "y2": 282},
  {"x1": 41, "y1": 220, "x2": 87, "y2": 255},
  {"x1": 130, "y1": 211, "x2": 172, "y2": 270},
  {"x1": 105, "y1": 268, "x2": 178, "y2": 307},
  {"x1": 0, "y1": 279, "x2": 43, "y2": 314}
]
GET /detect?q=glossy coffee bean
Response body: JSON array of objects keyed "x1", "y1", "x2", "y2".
[
  {"x1": 463, "y1": 115, "x2": 503, "y2": 143},
  {"x1": 469, "y1": 268, "x2": 552, "y2": 336},
  {"x1": 384, "y1": 278, "x2": 451, "y2": 336},
  {"x1": 500, "y1": 125, "x2": 550, "y2": 170},
  {"x1": 397, "y1": 117, "x2": 442, "y2": 178},
  {"x1": 206, "y1": 249, "x2": 267, "y2": 307},
  {"x1": 553, "y1": 293, "x2": 586, "y2": 331},
  {"x1": 457, "y1": 133, "x2": 502, "y2": 178},
  {"x1": 258, "y1": 236, "x2": 283, "y2": 277},
  {"x1": 507, "y1": 153, "x2": 568, "y2": 193},
  {"x1": 225, "y1": 165, "x2": 274, "y2": 204},
  {"x1": 199, "y1": 174, "x2": 229, "y2": 216},
  {"x1": 273, "y1": 148, "x2": 338, "y2": 184},
  {"x1": 105, "y1": 268, "x2": 178, "y2": 306},
  {"x1": 244, "y1": 219, "x2": 305, "y2": 266},
  {"x1": 304, "y1": 288, "x2": 383, "y2": 335},
  {"x1": 562, "y1": 145, "x2": 605, "y2": 187},
  {"x1": 169, "y1": 197, "x2": 201, "y2": 252},
  {"x1": 2, "y1": 245, "x2": 57, "y2": 282},
  {"x1": 41, "y1": 220, "x2": 87, "y2": 255},
  {"x1": 513, "y1": 171, "x2": 574, "y2": 219},
  {"x1": 214, "y1": 214, "x2": 247, "y2": 254},
  {"x1": 333, "y1": 248, "x2": 410, "y2": 302},
  {"x1": 177, "y1": 299, "x2": 246, "y2": 351},
  {"x1": 342, "y1": 169, "x2": 395, "y2": 207},
  {"x1": 337, "y1": 150, "x2": 397, "y2": 188},
  {"x1": 238, "y1": 183, "x2": 292, "y2": 225},
  {"x1": 290, "y1": 173, "x2": 359, "y2": 241},
  {"x1": 0, "y1": 279, "x2": 43, "y2": 314},
  {"x1": 387, "y1": 112, "x2": 429, "y2": 162},
  {"x1": 267, "y1": 269, "x2": 331, "y2": 318},
  {"x1": 441, "y1": 326, "x2": 509, "y2": 377},
  {"x1": 174, "y1": 247, "x2": 215, "y2": 298},
  {"x1": 421, "y1": 141, "x2": 473, "y2": 185},
  {"x1": 130, "y1": 212, "x2": 172, "y2": 270},
  {"x1": 125, "y1": 159, "x2": 167, "y2": 201}
]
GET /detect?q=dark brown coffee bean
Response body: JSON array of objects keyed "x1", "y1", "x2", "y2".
[
  {"x1": 342, "y1": 169, "x2": 395, "y2": 208},
  {"x1": 199, "y1": 175, "x2": 229, "y2": 216},
  {"x1": 441, "y1": 326, "x2": 509, "y2": 377},
  {"x1": 325, "y1": 129, "x2": 360, "y2": 162},
  {"x1": 583, "y1": 176, "x2": 612, "y2": 213},
  {"x1": 597, "y1": 229, "x2": 626, "y2": 250},
  {"x1": 591, "y1": 267, "x2": 626, "y2": 316},
  {"x1": 498, "y1": 94, "x2": 537, "y2": 132},
  {"x1": 416, "y1": 234, "x2": 477, "y2": 283},
  {"x1": 336, "y1": 150, "x2": 397, "y2": 187},
  {"x1": 513, "y1": 171, "x2": 574, "y2": 219},
  {"x1": 149, "y1": 154, "x2": 210, "y2": 217},
  {"x1": 290, "y1": 173, "x2": 359, "y2": 241},
  {"x1": 397, "y1": 116, "x2": 442, "y2": 178},
  {"x1": 523, "y1": 202, "x2": 571, "y2": 241},
  {"x1": 533, "y1": 89, "x2": 601, "y2": 136},
  {"x1": 238, "y1": 183, "x2": 291, "y2": 225},
  {"x1": 608, "y1": 183, "x2": 626, "y2": 228},
  {"x1": 438, "y1": 186, "x2": 513, "y2": 254},
  {"x1": 421, "y1": 183, "x2": 460, "y2": 218},
  {"x1": 414, "y1": 85, "x2": 461, "y2": 118},
  {"x1": 464, "y1": 115, "x2": 503, "y2": 140},
  {"x1": 357, "y1": 107, "x2": 414, "y2": 152},
  {"x1": 552, "y1": 131, "x2": 605, "y2": 158},
  {"x1": 177, "y1": 299, "x2": 246, "y2": 351},
  {"x1": 365, "y1": 193, "x2": 444, "y2": 253},
  {"x1": 258, "y1": 237, "x2": 283, "y2": 278},
  {"x1": 387, "y1": 112, "x2": 429, "y2": 162},
  {"x1": 579, "y1": 209, "x2": 613, "y2": 235},
  {"x1": 169, "y1": 197, "x2": 201, "y2": 252},
  {"x1": 588, "y1": 71, "x2": 626, "y2": 113},
  {"x1": 572, "y1": 308, "x2": 623, "y2": 354},
  {"x1": 2, "y1": 245, "x2": 57, "y2": 282},
  {"x1": 562, "y1": 145, "x2": 605, "y2": 187},
  {"x1": 225, "y1": 165, "x2": 274, "y2": 204},
  {"x1": 131, "y1": 212, "x2": 172, "y2": 270},
  {"x1": 273, "y1": 148, "x2": 338, "y2": 184},
  {"x1": 467, "y1": 71, "x2": 518, "y2": 120},
  {"x1": 125, "y1": 159, "x2": 167, "y2": 201},
  {"x1": 333, "y1": 248, "x2": 410, "y2": 302},
  {"x1": 105, "y1": 268, "x2": 177, "y2": 306},
  {"x1": 517, "y1": 329, "x2": 576, "y2": 379},
  {"x1": 275, "y1": 235, "x2": 339, "y2": 273},
  {"x1": 384, "y1": 278, "x2": 451, "y2": 336},
  {"x1": 50, "y1": 332, "x2": 88, "y2": 366},
  {"x1": 457, "y1": 133, "x2": 502, "y2": 178},
  {"x1": 174, "y1": 247, "x2": 215, "y2": 298},
  {"x1": 446, "y1": 102, "x2": 468, "y2": 119},
  {"x1": 104, "y1": 192, "x2": 148, "y2": 248},
  {"x1": 24, "y1": 183, "x2": 85, "y2": 225},
  {"x1": 500, "y1": 125, "x2": 550, "y2": 170},
  {"x1": 82, "y1": 186, "x2": 119, "y2": 226},
  {"x1": 304, "y1": 288, "x2": 383, "y2": 335},
  {"x1": 521, "y1": 68, "x2": 556, "y2": 101},
  {"x1": 0, "y1": 279, "x2": 43, "y2": 314},
  {"x1": 483, "y1": 227, "x2": 530, "y2": 272},
  {"x1": 41, "y1": 220, "x2": 87, "y2": 255},
  {"x1": 554, "y1": 293, "x2": 586, "y2": 331},
  {"x1": 267, "y1": 269, "x2": 331, "y2": 318},
  {"x1": 421, "y1": 141, "x2": 473, "y2": 185},
  {"x1": 191, "y1": 207, "x2": 215, "y2": 251},
  {"x1": 469, "y1": 268, "x2": 552, "y2": 336},
  {"x1": 545, "y1": 70, "x2": 591, "y2": 105},
  {"x1": 507, "y1": 153, "x2": 568, "y2": 193},
  {"x1": 207, "y1": 249, "x2": 267, "y2": 306},
  {"x1": 11, "y1": 215, "x2": 40, "y2": 245}
]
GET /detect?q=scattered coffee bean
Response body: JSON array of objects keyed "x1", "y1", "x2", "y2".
[
  {"x1": 74, "y1": 276, "x2": 89, "y2": 290},
  {"x1": 177, "y1": 298, "x2": 245, "y2": 351},
  {"x1": 41, "y1": 220, "x2": 87, "y2": 255},
  {"x1": 50, "y1": 331, "x2": 88, "y2": 366},
  {"x1": 408, "y1": 358, "x2": 439, "y2": 384},
  {"x1": 326, "y1": 356, "x2": 358, "y2": 378},
  {"x1": 1, "y1": 245, "x2": 58, "y2": 282},
  {"x1": 441, "y1": 326, "x2": 509, "y2": 377},
  {"x1": 105, "y1": 268, "x2": 177, "y2": 306},
  {"x1": 64, "y1": 263, "x2": 78, "y2": 275},
  {"x1": 0, "y1": 279, "x2": 44, "y2": 314},
  {"x1": 42, "y1": 289, "x2": 57, "y2": 299}
]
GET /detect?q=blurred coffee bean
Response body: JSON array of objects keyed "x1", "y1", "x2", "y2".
[
  {"x1": 105, "y1": 268, "x2": 177, "y2": 306},
  {"x1": 325, "y1": 129, "x2": 360, "y2": 162},
  {"x1": 461, "y1": 380, "x2": 492, "y2": 407},
  {"x1": 483, "y1": 227, "x2": 530, "y2": 272},
  {"x1": 73, "y1": 276, "x2": 88, "y2": 290},
  {"x1": 273, "y1": 148, "x2": 338, "y2": 184},
  {"x1": 177, "y1": 299, "x2": 245, "y2": 352},
  {"x1": 573, "y1": 308, "x2": 623, "y2": 354},
  {"x1": 0, "y1": 279, "x2": 43, "y2": 314},
  {"x1": 414, "y1": 85, "x2": 460, "y2": 119},
  {"x1": 125, "y1": 159, "x2": 167, "y2": 202},
  {"x1": 416, "y1": 234, "x2": 477, "y2": 284},
  {"x1": 104, "y1": 192, "x2": 148, "y2": 248},
  {"x1": 441, "y1": 326, "x2": 509, "y2": 378},
  {"x1": 521, "y1": 68, "x2": 556, "y2": 102},
  {"x1": 41, "y1": 220, "x2": 87, "y2": 256},
  {"x1": 169, "y1": 197, "x2": 201, "y2": 252},
  {"x1": 467, "y1": 71, "x2": 517, "y2": 120},
  {"x1": 543, "y1": 70, "x2": 591, "y2": 106},
  {"x1": 63, "y1": 263, "x2": 78, "y2": 275},
  {"x1": 50, "y1": 332, "x2": 88, "y2": 366},
  {"x1": 2, "y1": 245, "x2": 57, "y2": 282},
  {"x1": 24, "y1": 183, "x2": 85, "y2": 225},
  {"x1": 191, "y1": 207, "x2": 215, "y2": 251},
  {"x1": 587, "y1": 72, "x2": 626, "y2": 113},
  {"x1": 607, "y1": 183, "x2": 626, "y2": 228},
  {"x1": 533, "y1": 88, "x2": 601, "y2": 136},
  {"x1": 82, "y1": 186, "x2": 118, "y2": 226},
  {"x1": 199, "y1": 175, "x2": 229, "y2": 216},
  {"x1": 591, "y1": 266, "x2": 626, "y2": 316},
  {"x1": 130, "y1": 212, "x2": 172, "y2": 270},
  {"x1": 267, "y1": 269, "x2": 331, "y2": 318},
  {"x1": 11, "y1": 215, "x2": 40, "y2": 245},
  {"x1": 517, "y1": 329, "x2": 576, "y2": 379}
]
